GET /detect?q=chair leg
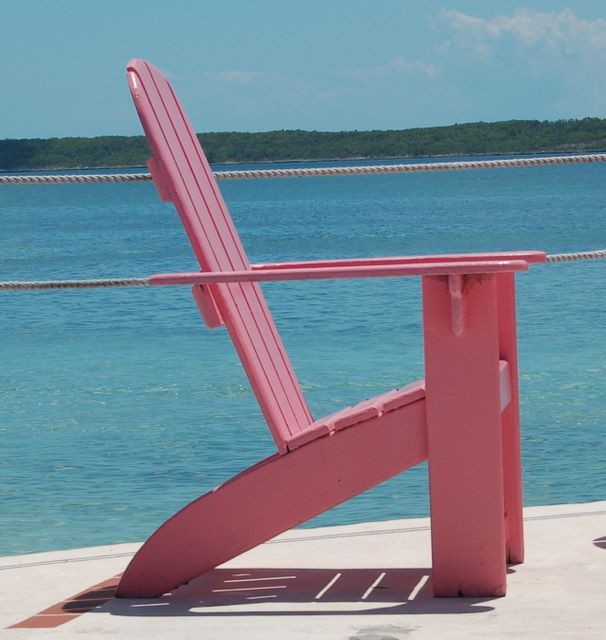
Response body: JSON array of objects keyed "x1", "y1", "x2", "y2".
[
  {"x1": 422, "y1": 273, "x2": 507, "y2": 597},
  {"x1": 116, "y1": 398, "x2": 427, "y2": 598},
  {"x1": 497, "y1": 273, "x2": 524, "y2": 564}
]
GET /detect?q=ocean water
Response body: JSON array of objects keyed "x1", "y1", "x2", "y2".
[{"x1": 1, "y1": 156, "x2": 605, "y2": 556}]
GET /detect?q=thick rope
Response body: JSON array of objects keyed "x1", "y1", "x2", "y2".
[
  {"x1": 545, "y1": 249, "x2": 606, "y2": 262},
  {"x1": 0, "y1": 173, "x2": 151, "y2": 185},
  {"x1": 0, "y1": 278, "x2": 149, "y2": 291},
  {"x1": 1, "y1": 155, "x2": 604, "y2": 289},
  {"x1": 2, "y1": 153, "x2": 606, "y2": 184},
  {"x1": 1, "y1": 250, "x2": 604, "y2": 291}
]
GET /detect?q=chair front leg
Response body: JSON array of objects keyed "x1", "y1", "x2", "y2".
[{"x1": 422, "y1": 272, "x2": 507, "y2": 597}]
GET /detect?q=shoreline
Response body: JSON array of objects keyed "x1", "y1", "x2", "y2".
[
  {"x1": 4, "y1": 117, "x2": 606, "y2": 173},
  {"x1": 1, "y1": 148, "x2": 603, "y2": 174}
]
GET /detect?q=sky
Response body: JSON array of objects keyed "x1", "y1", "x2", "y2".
[{"x1": 2, "y1": 0, "x2": 606, "y2": 138}]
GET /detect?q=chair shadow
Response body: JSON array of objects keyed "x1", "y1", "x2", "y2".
[{"x1": 73, "y1": 567, "x2": 502, "y2": 618}]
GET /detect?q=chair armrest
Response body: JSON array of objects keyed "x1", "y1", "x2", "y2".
[
  {"x1": 251, "y1": 250, "x2": 545, "y2": 272},
  {"x1": 148, "y1": 259, "x2": 529, "y2": 287}
]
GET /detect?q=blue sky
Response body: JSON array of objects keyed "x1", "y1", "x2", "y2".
[{"x1": 2, "y1": 0, "x2": 606, "y2": 138}]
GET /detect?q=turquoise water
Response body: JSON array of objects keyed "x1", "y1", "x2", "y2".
[{"x1": 1, "y1": 157, "x2": 605, "y2": 556}]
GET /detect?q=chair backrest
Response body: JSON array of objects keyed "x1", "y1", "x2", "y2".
[{"x1": 127, "y1": 59, "x2": 312, "y2": 452}]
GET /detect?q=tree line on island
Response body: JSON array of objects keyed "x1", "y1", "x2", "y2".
[{"x1": 2, "y1": 118, "x2": 606, "y2": 171}]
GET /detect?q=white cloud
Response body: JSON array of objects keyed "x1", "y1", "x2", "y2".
[
  {"x1": 201, "y1": 70, "x2": 274, "y2": 86},
  {"x1": 345, "y1": 56, "x2": 437, "y2": 80},
  {"x1": 441, "y1": 8, "x2": 606, "y2": 58},
  {"x1": 385, "y1": 56, "x2": 437, "y2": 78}
]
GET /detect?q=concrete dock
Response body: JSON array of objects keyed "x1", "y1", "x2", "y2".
[{"x1": 1, "y1": 501, "x2": 604, "y2": 639}]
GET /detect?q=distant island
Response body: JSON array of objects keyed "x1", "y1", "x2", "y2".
[{"x1": 2, "y1": 118, "x2": 606, "y2": 171}]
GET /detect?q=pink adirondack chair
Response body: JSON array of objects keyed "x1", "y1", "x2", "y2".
[{"x1": 117, "y1": 59, "x2": 545, "y2": 599}]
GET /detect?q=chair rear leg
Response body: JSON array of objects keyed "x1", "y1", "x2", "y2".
[{"x1": 497, "y1": 272, "x2": 524, "y2": 564}]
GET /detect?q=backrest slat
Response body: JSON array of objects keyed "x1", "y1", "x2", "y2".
[{"x1": 127, "y1": 60, "x2": 313, "y2": 451}]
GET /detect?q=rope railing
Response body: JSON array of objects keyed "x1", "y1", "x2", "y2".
[
  {"x1": 0, "y1": 278, "x2": 149, "y2": 291},
  {"x1": 0, "y1": 172, "x2": 151, "y2": 185},
  {"x1": 1, "y1": 250, "x2": 604, "y2": 291},
  {"x1": 545, "y1": 249, "x2": 606, "y2": 262},
  {"x1": 2, "y1": 153, "x2": 606, "y2": 185},
  {"x1": 1, "y1": 153, "x2": 604, "y2": 291}
]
